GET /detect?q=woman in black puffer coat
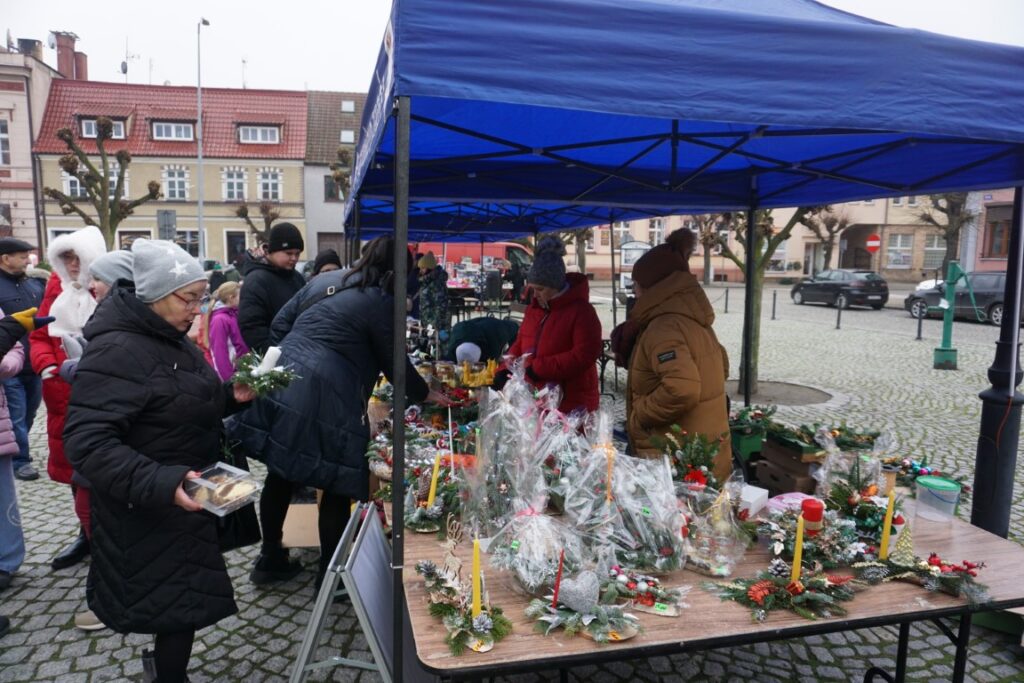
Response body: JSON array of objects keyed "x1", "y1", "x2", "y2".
[
  {"x1": 64, "y1": 239, "x2": 254, "y2": 683},
  {"x1": 229, "y1": 236, "x2": 448, "y2": 588}
]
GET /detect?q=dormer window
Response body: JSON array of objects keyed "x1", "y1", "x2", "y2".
[
  {"x1": 340, "y1": 129, "x2": 355, "y2": 144},
  {"x1": 341, "y1": 100, "x2": 356, "y2": 113},
  {"x1": 81, "y1": 118, "x2": 125, "y2": 139},
  {"x1": 153, "y1": 122, "x2": 194, "y2": 141},
  {"x1": 238, "y1": 125, "x2": 280, "y2": 144}
]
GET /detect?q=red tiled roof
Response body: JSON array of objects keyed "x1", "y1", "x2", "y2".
[{"x1": 35, "y1": 80, "x2": 307, "y2": 160}]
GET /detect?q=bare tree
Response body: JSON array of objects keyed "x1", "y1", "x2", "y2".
[
  {"x1": 234, "y1": 201, "x2": 282, "y2": 244},
  {"x1": 719, "y1": 206, "x2": 823, "y2": 394},
  {"x1": 916, "y1": 193, "x2": 976, "y2": 275},
  {"x1": 690, "y1": 214, "x2": 726, "y2": 286},
  {"x1": 797, "y1": 205, "x2": 845, "y2": 271},
  {"x1": 42, "y1": 116, "x2": 161, "y2": 249},
  {"x1": 560, "y1": 228, "x2": 593, "y2": 274}
]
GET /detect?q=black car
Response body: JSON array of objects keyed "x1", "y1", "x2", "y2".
[
  {"x1": 904, "y1": 271, "x2": 1018, "y2": 326},
  {"x1": 790, "y1": 269, "x2": 889, "y2": 309}
]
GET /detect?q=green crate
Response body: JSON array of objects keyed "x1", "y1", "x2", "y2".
[{"x1": 730, "y1": 429, "x2": 764, "y2": 462}]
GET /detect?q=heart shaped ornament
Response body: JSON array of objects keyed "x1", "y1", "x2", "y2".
[{"x1": 558, "y1": 570, "x2": 600, "y2": 615}]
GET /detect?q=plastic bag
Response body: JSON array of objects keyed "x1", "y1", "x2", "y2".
[
  {"x1": 812, "y1": 427, "x2": 884, "y2": 500},
  {"x1": 488, "y1": 504, "x2": 585, "y2": 596},
  {"x1": 679, "y1": 485, "x2": 749, "y2": 577}
]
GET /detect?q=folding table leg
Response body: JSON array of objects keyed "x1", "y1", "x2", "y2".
[
  {"x1": 951, "y1": 612, "x2": 972, "y2": 683},
  {"x1": 862, "y1": 621, "x2": 910, "y2": 683}
]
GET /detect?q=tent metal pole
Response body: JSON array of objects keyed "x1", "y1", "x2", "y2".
[
  {"x1": 391, "y1": 95, "x2": 411, "y2": 683},
  {"x1": 742, "y1": 202, "x2": 757, "y2": 406},
  {"x1": 970, "y1": 184, "x2": 1023, "y2": 537},
  {"x1": 352, "y1": 195, "x2": 362, "y2": 266},
  {"x1": 610, "y1": 214, "x2": 618, "y2": 330}
]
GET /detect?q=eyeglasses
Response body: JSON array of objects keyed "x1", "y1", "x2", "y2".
[{"x1": 171, "y1": 292, "x2": 211, "y2": 310}]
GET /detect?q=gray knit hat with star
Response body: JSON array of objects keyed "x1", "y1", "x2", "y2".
[
  {"x1": 527, "y1": 236, "x2": 567, "y2": 289},
  {"x1": 89, "y1": 250, "x2": 135, "y2": 286},
  {"x1": 131, "y1": 239, "x2": 206, "y2": 303}
]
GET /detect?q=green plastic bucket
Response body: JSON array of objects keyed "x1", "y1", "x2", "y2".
[{"x1": 915, "y1": 475, "x2": 960, "y2": 523}]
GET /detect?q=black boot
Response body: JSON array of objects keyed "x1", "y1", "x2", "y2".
[
  {"x1": 249, "y1": 546, "x2": 302, "y2": 585},
  {"x1": 141, "y1": 648, "x2": 157, "y2": 683},
  {"x1": 51, "y1": 528, "x2": 90, "y2": 571}
]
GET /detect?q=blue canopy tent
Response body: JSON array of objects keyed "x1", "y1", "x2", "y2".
[{"x1": 342, "y1": 2, "x2": 1024, "y2": 676}]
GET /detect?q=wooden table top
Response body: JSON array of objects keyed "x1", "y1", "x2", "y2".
[{"x1": 401, "y1": 512, "x2": 1024, "y2": 675}]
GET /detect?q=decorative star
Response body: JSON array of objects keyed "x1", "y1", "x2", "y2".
[
  {"x1": 169, "y1": 261, "x2": 189, "y2": 277},
  {"x1": 163, "y1": 245, "x2": 178, "y2": 256}
]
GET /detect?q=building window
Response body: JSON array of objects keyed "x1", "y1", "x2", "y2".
[
  {"x1": 984, "y1": 220, "x2": 1010, "y2": 258},
  {"x1": 341, "y1": 100, "x2": 356, "y2": 113},
  {"x1": 258, "y1": 168, "x2": 282, "y2": 201},
  {"x1": 922, "y1": 234, "x2": 947, "y2": 270},
  {"x1": 80, "y1": 118, "x2": 125, "y2": 139},
  {"x1": 105, "y1": 162, "x2": 127, "y2": 201},
  {"x1": 599, "y1": 228, "x2": 610, "y2": 247},
  {"x1": 892, "y1": 196, "x2": 902, "y2": 206},
  {"x1": 886, "y1": 233, "x2": 913, "y2": 268},
  {"x1": 62, "y1": 172, "x2": 88, "y2": 199},
  {"x1": 324, "y1": 175, "x2": 342, "y2": 202},
  {"x1": 222, "y1": 167, "x2": 246, "y2": 201},
  {"x1": 162, "y1": 166, "x2": 189, "y2": 201},
  {"x1": 225, "y1": 230, "x2": 248, "y2": 267},
  {"x1": 907, "y1": 195, "x2": 918, "y2": 206},
  {"x1": 238, "y1": 125, "x2": 280, "y2": 144},
  {"x1": 648, "y1": 218, "x2": 664, "y2": 246},
  {"x1": 340, "y1": 129, "x2": 355, "y2": 144},
  {"x1": 0, "y1": 120, "x2": 9, "y2": 165},
  {"x1": 766, "y1": 239, "x2": 788, "y2": 273},
  {"x1": 585, "y1": 230, "x2": 596, "y2": 252},
  {"x1": 613, "y1": 221, "x2": 631, "y2": 249},
  {"x1": 117, "y1": 229, "x2": 151, "y2": 250},
  {"x1": 176, "y1": 230, "x2": 199, "y2": 257},
  {"x1": 153, "y1": 122, "x2": 194, "y2": 141}
]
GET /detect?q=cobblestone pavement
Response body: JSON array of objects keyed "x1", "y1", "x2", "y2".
[{"x1": 3, "y1": 286, "x2": 1023, "y2": 682}]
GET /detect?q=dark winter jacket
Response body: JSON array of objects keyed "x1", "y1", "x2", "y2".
[
  {"x1": 63, "y1": 287, "x2": 242, "y2": 635},
  {"x1": 444, "y1": 317, "x2": 519, "y2": 362},
  {"x1": 237, "y1": 259, "x2": 305, "y2": 354},
  {"x1": 227, "y1": 268, "x2": 429, "y2": 500},
  {"x1": 508, "y1": 273, "x2": 602, "y2": 413},
  {"x1": 0, "y1": 267, "x2": 44, "y2": 376}
]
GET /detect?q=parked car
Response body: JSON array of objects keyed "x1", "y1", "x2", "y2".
[
  {"x1": 790, "y1": 269, "x2": 889, "y2": 309},
  {"x1": 904, "y1": 271, "x2": 1018, "y2": 325}
]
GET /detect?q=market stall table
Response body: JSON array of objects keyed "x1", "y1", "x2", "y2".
[{"x1": 402, "y1": 513, "x2": 1024, "y2": 682}]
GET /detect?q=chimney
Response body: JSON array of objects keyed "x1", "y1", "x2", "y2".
[
  {"x1": 73, "y1": 51, "x2": 88, "y2": 80},
  {"x1": 52, "y1": 31, "x2": 79, "y2": 79},
  {"x1": 17, "y1": 39, "x2": 44, "y2": 62}
]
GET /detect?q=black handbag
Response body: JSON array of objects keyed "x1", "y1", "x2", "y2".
[{"x1": 215, "y1": 443, "x2": 262, "y2": 553}]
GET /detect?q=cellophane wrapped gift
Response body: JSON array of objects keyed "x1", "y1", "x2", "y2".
[
  {"x1": 536, "y1": 401, "x2": 588, "y2": 513},
  {"x1": 812, "y1": 427, "x2": 887, "y2": 501},
  {"x1": 679, "y1": 485, "x2": 749, "y2": 577},
  {"x1": 462, "y1": 357, "x2": 545, "y2": 539},
  {"x1": 489, "y1": 503, "x2": 586, "y2": 596}
]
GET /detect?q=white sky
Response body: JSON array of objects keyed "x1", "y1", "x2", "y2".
[{"x1": 4, "y1": 1, "x2": 1023, "y2": 92}]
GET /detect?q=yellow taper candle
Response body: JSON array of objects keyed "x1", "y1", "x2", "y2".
[
  {"x1": 879, "y1": 489, "x2": 896, "y2": 560},
  {"x1": 471, "y1": 538, "x2": 482, "y2": 616},
  {"x1": 426, "y1": 454, "x2": 441, "y2": 507},
  {"x1": 790, "y1": 514, "x2": 805, "y2": 583}
]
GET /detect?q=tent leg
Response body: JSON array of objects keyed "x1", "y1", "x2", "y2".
[
  {"x1": 351, "y1": 195, "x2": 362, "y2": 265},
  {"x1": 971, "y1": 185, "x2": 1024, "y2": 537},
  {"x1": 391, "y1": 95, "x2": 411, "y2": 683},
  {"x1": 610, "y1": 215, "x2": 618, "y2": 330},
  {"x1": 741, "y1": 203, "x2": 757, "y2": 406}
]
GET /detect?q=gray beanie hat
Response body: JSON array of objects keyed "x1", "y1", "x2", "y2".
[
  {"x1": 131, "y1": 239, "x2": 206, "y2": 303},
  {"x1": 89, "y1": 250, "x2": 134, "y2": 286},
  {"x1": 527, "y1": 236, "x2": 567, "y2": 289}
]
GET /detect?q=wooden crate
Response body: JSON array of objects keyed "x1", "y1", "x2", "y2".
[
  {"x1": 755, "y1": 459, "x2": 816, "y2": 496},
  {"x1": 760, "y1": 435, "x2": 825, "y2": 474}
]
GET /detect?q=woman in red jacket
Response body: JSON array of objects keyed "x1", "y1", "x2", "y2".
[
  {"x1": 30, "y1": 226, "x2": 106, "y2": 570},
  {"x1": 504, "y1": 237, "x2": 602, "y2": 413}
]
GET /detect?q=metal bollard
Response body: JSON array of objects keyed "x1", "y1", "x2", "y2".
[
  {"x1": 724, "y1": 288, "x2": 729, "y2": 314},
  {"x1": 836, "y1": 304, "x2": 842, "y2": 330},
  {"x1": 771, "y1": 290, "x2": 777, "y2": 320},
  {"x1": 916, "y1": 311, "x2": 923, "y2": 341}
]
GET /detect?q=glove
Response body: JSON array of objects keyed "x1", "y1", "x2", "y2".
[
  {"x1": 59, "y1": 358, "x2": 80, "y2": 384},
  {"x1": 40, "y1": 365, "x2": 58, "y2": 381},
  {"x1": 492, "y1": 368, "x2": 512, "y2": 391},
  {"x1": 11, "y1": 307, "x2": 56, "y2": 333},
  {"x1": 62, "y1": 334, "x2": 88, "y2": 360}
]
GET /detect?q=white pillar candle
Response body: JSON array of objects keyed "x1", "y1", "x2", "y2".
[{"x1": 256, "y1": 346, "x2": 282, "y2": 375}]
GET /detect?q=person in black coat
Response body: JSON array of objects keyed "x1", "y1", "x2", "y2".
[
  {"x1": 237, "y1": 223, "x2": 306, "y2": 354},
  {"x1": 443, "y1": 317, "x2": 519, "y2": 363},
  {"x1": 63, "y1": 239, "x2": 255, "y2": 683},
  {"x1": 228, "y1": 236, "x2": 449, "y2": 588}
]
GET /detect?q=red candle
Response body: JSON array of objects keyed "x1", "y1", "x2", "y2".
[
  {"x1": 802, "y1": 498, "x2": 825, "y2": 537},
  {"x1": 551, "y1": 549, "x2": 565, "y2": 608}
]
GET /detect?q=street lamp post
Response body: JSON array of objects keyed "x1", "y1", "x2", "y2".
[{"x1": 196, "y1": 18, "x2": 209, "y2": 264}]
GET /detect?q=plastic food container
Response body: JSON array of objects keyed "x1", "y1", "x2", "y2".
[
  {"x1": 914, "y1": 475, "x2": 960, "y2": 523},
  {"x1": 184, "y1": 462, "x2": 262, "y2": 517}
]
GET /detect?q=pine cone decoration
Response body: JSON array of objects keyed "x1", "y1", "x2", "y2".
[
  {"x1": 417, "y1": 471, "x2": 433, "y2": 501},
  {"x1": 768, "y1": 558, "x2": 791, "y2": 578},
  {"x1": 747, "y1": 580, "x2": 775, "y2": 606}
]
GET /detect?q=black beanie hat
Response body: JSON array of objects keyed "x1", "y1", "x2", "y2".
[
  {"x1": 267, "y1": 223, "x2": 304, "y2": 253},
  {"x1": 312, "y1": 248, "x2": 342, "y2": 275}
]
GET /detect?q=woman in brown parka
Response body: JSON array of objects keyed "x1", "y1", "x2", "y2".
[{"x1": 624, "y1": 229, "x2": 732, "y2": 483}]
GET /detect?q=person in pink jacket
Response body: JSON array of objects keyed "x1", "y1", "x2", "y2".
[{"x1": 205, "y1": 282, "x2": 249, "y2": 381}]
